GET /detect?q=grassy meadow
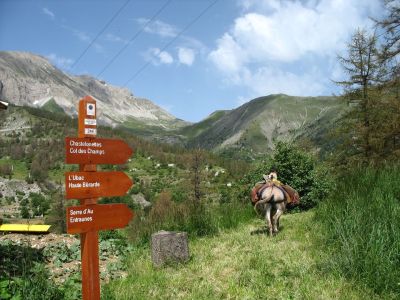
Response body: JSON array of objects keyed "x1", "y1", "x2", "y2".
[
  {"x1": 100, "y1": 165, "x2": 400, "y2": 300},
  {"x1": 103, "y1": 210, "x2": 394, "y2": 300}
]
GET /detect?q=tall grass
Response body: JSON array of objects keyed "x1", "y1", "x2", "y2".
[
  {"x1": 127, "y1": 191, "x2": 254, "y2": 245},
  {"x1": 316, "y1": 166, "x2": 400, "y2": 295}
]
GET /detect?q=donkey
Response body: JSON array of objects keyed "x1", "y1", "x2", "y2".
[{"x1": 252, "y1": 182, "x2": 287, "y2": 236}]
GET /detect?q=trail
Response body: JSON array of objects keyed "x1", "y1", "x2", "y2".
[
  {"x1": 0, "y1": 126, "x2": 31, "y2": 132},
  {"x1": 106, "y1": 211, "x2": 383, "y2": 299}
]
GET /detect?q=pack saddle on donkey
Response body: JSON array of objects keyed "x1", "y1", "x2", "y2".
[{"x1": 250, "y1": 169, "x2": 299, "y2": 236}]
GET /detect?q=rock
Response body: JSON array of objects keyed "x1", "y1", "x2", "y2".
[
  {"x1": 0, "y1": 178, "x2": 41, "y2": 198},
  {"x1": 131, "y1": 193, "x2": 152, "y2": 209},
  {"x1": 151, "y1": 231, "x2": 189, "y2": 267}
]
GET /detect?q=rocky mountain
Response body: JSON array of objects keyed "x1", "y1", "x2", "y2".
[
  {"x1": 0, "y1": 51, "x2": 345, "y2": 157},
  {"x1": 0, "y1": 51, "x2": 188, "y2": 129}
]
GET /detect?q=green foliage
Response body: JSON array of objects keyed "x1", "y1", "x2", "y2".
[
  {"x1": 0, "y1": 241, "x2": 64, "y2": 300},
  {"x1": 270, "y1": 142, "x2": 333, "y2": 209},
  {"x1": 41, "y1": 98, "x2": 66, "y2": 114},
  {"x1": 19, "y1": 199, "x2": 30, "y2": 219},
  {"x1": 5, "y1": 197, "x2": 15, "y2": 205},
  {"x1": 43, "y1": 242, "x2": 80, "y2": 268},
  {"x1": 29, "y1": 192, "x2": 50, "y2": 216},
  {"x1": 128, "y1": 191, "x2": 253, "y2": 246},
  {"x1": 45, "y1": 190, "x2": 66, "y2": 233},
  {"x1": 238, "y1": 142, "x2": 333, "y2": 209},
  {"x1": 8, "y1": 263, "x2": 64, "y2": 300},
  {"x1": 316, "y1": 166, "x2": 400, "y2": 295}
]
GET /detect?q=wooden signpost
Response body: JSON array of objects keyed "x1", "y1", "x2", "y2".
[
  {"x1": 65, "y1": 171, "x2": 133, "y2": 199},
  {"x1": 65, "y1": 137, "x2": 133, "y2": 165},
  {"x1": 67, "y1": 203, "x2": 133, "y2": 234},
  {"x1": 65, "y1": 96, "x2": 134, "y2": 300}
]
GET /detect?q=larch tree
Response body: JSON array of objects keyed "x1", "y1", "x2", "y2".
[{"x1": 336, "y1": 29, "x2": 386, "y2": 162}]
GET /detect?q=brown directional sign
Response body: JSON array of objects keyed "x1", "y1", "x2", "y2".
[
  {"x1": 65, "y1": 171, "x2": 133, "y2": 199},
  {"x1": 67, "y1": 203, "x2": 134, "y2": 234},
  {"x1": 65, "y1": 137, "x2": 133, "y2": 165},
  {"x1": 65, "y1": 96, "x2": 136, "y2": 300}
]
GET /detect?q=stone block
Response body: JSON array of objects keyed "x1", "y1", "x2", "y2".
[{"x1": 151, "y1": 231, "x2": 189, "y2": 267}]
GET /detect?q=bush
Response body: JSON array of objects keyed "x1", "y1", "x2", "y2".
[
  {"x1": 316, "y1": 166, "x2": 400, "y2": 295},
  {"x1": 237, "y1": 142, "x2": 333, "y2": 209},
  {"x1": 0, "y1": 164, "x2": 12, "y2": 177},
  {"x1": 30, "y1": 193, "x2": 50, "y2": 216}
]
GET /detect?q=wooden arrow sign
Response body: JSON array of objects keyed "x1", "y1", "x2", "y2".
[
  {"x1": 65, "y1": 171, "x2": 133, "y2": 199},
  {"x1": 65, "y1": 137, "x2": 133, "y2": 165},
  {"x1": 67, "y1": 203, "x2": 134, "y2": 234}
]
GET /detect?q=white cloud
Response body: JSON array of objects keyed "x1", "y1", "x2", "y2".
[
  {"x1": 46, "y1": 53, "x2": 73, "y2": 70},
  {"x1": 209, "y1": 34, "x2": 244, "y2": 73},
  {"x1": 178, "y1": 47, "x2": 195, "y2": 66},
  {"x1": 240, "y1": 66, "x2": 326, "y2": 96},
  {"x1": 42, "y1": 7, "x2": 55, "y2": 20},
  {"x1": 211, "y1": 2, "x2": 378, "y2": 68},
  {"x1": 159, "y1": 51, "x2": 173, "y2": 64},
  {"x1": 146, "y1": 48, "x2": 173, "y2": 65},
  {"x1": 137, "y1": 18, "x2": 178, "y2": 38},
  {"x1": 210, "y1": 0, "x2": 383, "y2": 96}
]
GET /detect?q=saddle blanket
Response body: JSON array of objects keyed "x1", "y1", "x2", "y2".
[{"x1": 251, "y1": 183, "x2": 299, "y2": 204}]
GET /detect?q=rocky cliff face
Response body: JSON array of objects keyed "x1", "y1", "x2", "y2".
[{"x1": 0, "y1": 51, "x2": 185, "y2": 128}]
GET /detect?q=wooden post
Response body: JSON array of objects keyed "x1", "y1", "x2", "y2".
[
  {"x1": 65, "y1": 96, "x2": 134, "y2": 300},
  {"x1": 78, "y1": 96, "x2": 100, "y2": 300}
]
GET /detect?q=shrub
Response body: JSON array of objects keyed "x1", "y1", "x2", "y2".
[
  {"x1": 30, "y1": 193, "x2": 50, "y2": 216},
  {"x1": 237, "y1": 142, "x2": 333, "y2": 209},
  {"x1": 0, "y1": 164, "x2": 12, "y2": 177},
  {"x1": 316, "y1": 166, "x2": 400, "y2": 295}
]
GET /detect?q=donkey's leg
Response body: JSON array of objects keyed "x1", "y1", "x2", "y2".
[
  {"x1": 273, "y1": 208, "x2": 284, "y2": 233},
  {"x1": 265, "y1": 203, "x2": 273, "y2": 236}
]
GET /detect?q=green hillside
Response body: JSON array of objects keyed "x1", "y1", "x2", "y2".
[
  {"x1": 179, "y1": 110, "x2": 229, "y2": 139},
  {"x1": 177, "y1": 94, "x2": 345, "y2": 159},
  {"x1": 41, "y1": 98, "x2": 66, "y2": 114}
]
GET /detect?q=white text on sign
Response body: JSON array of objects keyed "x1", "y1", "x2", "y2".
[
  {"x1": 68, "y1": 174, "x2": 100, "y2": 188},
  {"x1": 69, "y1": 208, "x2": 94, "y2": 223},
  {"x1": 68, "y1": 140, "x2": 105, "y2": 155}
]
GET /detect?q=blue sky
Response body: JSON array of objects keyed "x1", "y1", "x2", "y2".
[{"x1": 0, "y1": 0, "x2": 384, "y2": 122}]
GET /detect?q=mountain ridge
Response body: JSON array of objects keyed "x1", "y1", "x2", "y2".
[
  {"x1": 0, "y1": 51, "x2": 188, "y2": 129},
  {"x1": 178, "y1": 94, "x2": 344, "y2": 157},
  {"x1": 0, "y1": 51, "x2": 345, "y2": 157}
]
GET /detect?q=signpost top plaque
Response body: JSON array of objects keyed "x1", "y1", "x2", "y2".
[{"x1": 78, "y1": 96, "x2": 97, "y2": 138}]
